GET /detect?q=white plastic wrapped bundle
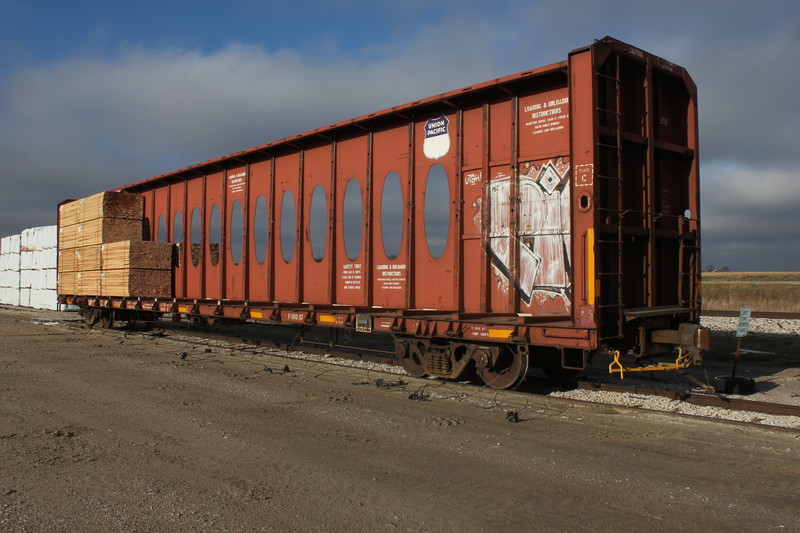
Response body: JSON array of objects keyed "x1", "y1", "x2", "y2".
[
  {"x1": 0, "y1": 287, "x2": 20, "y2": 306},
  {"x1": 1, "y1": 234, "x2": 21, "y2": 254},
  {"x1": 36, "y1": 248, "x2": 57, "y2": 269},
  {"x1": 41, "y1": 225, "x2": 58, "y2": 249},
  {"x1": 30, "y1": 288, "x2": 58, "y2": 310},
  {"x1": 21, "y1": 226, "x2": 58, "y2": 251},
  {"x1": 33, "y1": 269, "x2": 57, "y2": 290},
  {"x1": 0, "y1": 253, "x2": 20, "y2": 271},
  {"x1": 20, "y1": 250, "x2": 34, "y2": 270},
  {"x1": 19, "y1": 287, "x2": 30, "y2": 307},
  {"x1": 0, "y1": 270, "x2": 20, "y2": 288},
  {"x1": 21, "y1": 249, "x2": 57, "y2": 270}
]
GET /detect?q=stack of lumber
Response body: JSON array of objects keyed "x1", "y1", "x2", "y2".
[
  {"x1": 58, "y1": 191, "x2": 173, "y2": 298},
  {"x1": 58, "y1": 192, "x2": 143, "y2": 249},
  {"x1": 100, "y1": 240, "x2": 172, "y2": 296}
]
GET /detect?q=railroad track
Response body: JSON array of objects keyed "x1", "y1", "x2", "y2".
[
  {"x1": 572, "y1": 381, "x2": 800, "y2": 418},
  {"x1": 60, "y1": 316, "x2": 800, "y2": 427},
  {"x1": 703, "y1": 310, "x2": 800, "y2": 320}
]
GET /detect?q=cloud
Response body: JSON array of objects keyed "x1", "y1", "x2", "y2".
[
  {"x1": 701, "y1": 161, "x2": 800, "y2": 270},
  {"x1": 0, "y1": 1, "x2": 798, "y2": 272},
  {"x1": 0, "y1": 42, "x2": 476, "y2": 232}
]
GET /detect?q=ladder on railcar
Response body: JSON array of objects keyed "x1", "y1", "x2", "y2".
[
  {"x1": 594, "y1": 53, "x2": 625, "y2": 341},
  {"x1": 678, "y1": 217, "x2": 702, "y2": 318}
]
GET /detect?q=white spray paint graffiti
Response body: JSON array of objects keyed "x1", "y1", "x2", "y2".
[{"x1": 486, "y1": 158, "x2": 571, "y2": 307}]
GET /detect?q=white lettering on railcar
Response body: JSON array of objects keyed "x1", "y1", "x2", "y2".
[
  {"x1": 375, "y1": 263, "x2": 407, "y2": 290},
  {"x1": 227, "y1": 171, "x2": 248, "y2": 194},
  {"x1": 522, "y1": 95, "x2": 569, "y2": 137},
  {"x1": 342, "y1": 263, "x2": 363, "y2": 290}
]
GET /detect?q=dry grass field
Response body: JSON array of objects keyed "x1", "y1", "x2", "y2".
[{"x1": 701, "y1": 272, "x2": 800, "y2": 312}]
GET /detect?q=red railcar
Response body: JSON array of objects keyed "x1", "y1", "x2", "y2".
[{"x1": 61, "y1": 37, "x2": 709, "y2": 388}]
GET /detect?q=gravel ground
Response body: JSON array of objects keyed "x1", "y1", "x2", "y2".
[
  {"x1": 4, "y1": 307, "x2": 799, "y2": 532},
  {"x1": 149, "y1": 315, "x2": 800, "y2": 430},
  {"x1": 24, "y1": 309, "x2": 800, "y2": 432},
  {"x1": 700, "y1": 316, "x2": 800, "y2": 336},
  {"x1": 551, "y1": 316, "x2": 800, "y2": 430}
]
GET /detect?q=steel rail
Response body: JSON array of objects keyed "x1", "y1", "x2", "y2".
[{"x1": 574, "y1": 381, "x2": 800, "y2": 418}]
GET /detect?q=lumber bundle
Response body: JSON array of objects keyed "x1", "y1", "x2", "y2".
[
  {"x1": 57, "y1": 191, "x2": 174, "y2": 298},
  {"x1": 58, "y1": 218, "x2": 142, "y2": 249},
  {"x1": 101, "y1": 269, "x2": 172, "y2": 297},
  {"x1": 101, "y1": 241, "x2": 172, "y2": 270},
  {"x1": 59, "y1": 191, "x2": 144, "y2": 226}
]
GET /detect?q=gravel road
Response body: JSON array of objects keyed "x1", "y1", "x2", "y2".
[{"x1": 1, "y1": 307, "x2": 799, "y2": 532}]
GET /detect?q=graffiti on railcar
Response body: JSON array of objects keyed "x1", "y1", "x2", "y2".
[{"x1": 478, "y1": 158, "x2": 571, "y2": 309}]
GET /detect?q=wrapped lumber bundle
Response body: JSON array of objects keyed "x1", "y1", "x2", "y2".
[
  {"x1": 20, "y1": 225, "x2": 59, "y2": 309},
  {"x1": 58, "y1": 191, "x2": 174, "y2": 299},
  {"x1": 59, "y1": 191, "x2": 144, "y2": 226},
  {"x1": 57, "y1": 271, "x2": 77, "y2": 295},
  {"x1": 101, "y1": 241, "x2": 172, "y2": 270},
  {"x1": 101, "y1": 269, "x2": 172, "y2": 297},
  {"x1": 59, "y1": 218, "x2": 142, "y2": 249},
  {"x1": 0, "y1": 234, "x2": 21, "y2": 306},
  {"x1": 99, "y1": 241, "x2": 173, "y2": 297},
  {"x1": 76, "y1": 271, "x2": 101, "y2": 295}
]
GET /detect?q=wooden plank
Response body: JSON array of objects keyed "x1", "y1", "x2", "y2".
[
  {"x1": 58, "y1": 245, "x2": 104, "y2": 273},
  {"x1": 77, "y1": 245, "x2": 102, "y2": 271},
  {"x1": 101, "y1": 269, "x2": 171, "y2": 297},
  {"x1": 59, "y1": 218, "x2": 143, "y2": 249},
  {"x1": 59, "y1": 191, "x2": 143, "y2": 226},
  {"x1": 58, "y1": 250, "x2": 77, "y2": 273},
  {"x1": 101, "y1": 241, "x2": 173, "y2": 270},
  {"x1": 76, "y1": 271, "x2": 101, "y2": 294},
  {"x1": 57, "y1": 271, "x2": 77, "y2": 294},
  {"x1": 58, "y1": 201, "x2": 80, "y2": 227}
]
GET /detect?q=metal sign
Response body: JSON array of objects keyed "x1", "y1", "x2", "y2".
[{"x1": 736, "y1": 306, "x2": 752, "y2": 338}]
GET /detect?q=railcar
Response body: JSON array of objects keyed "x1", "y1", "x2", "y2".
[{"x1": 59, "y1": 37, "x2": 709, "y2": 389}]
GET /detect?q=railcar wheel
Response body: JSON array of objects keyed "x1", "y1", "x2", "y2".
[
  {"x1": 100, "y1": 310, "x2": 114, "y2": 329},
  {"x1": 397, "y1": 341, "x2": 427, "y2": 378},
  {"x1": 477, "y1": 347, "x2": 529, "y2": 389},
  {"x1": 83, "y1": 308, "x2": 100, "y2": 327},
  {"x1": 394, "y1": 338, "x2": 427, "y2": 378}
]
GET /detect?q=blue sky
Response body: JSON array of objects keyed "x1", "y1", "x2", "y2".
[{"x1": 1, "y1": 0, "x2": 798, "y2": 270}]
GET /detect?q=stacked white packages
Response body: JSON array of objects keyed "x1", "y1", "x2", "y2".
[
  {"x1": 0, "y1": 234, "x2": 21, "y2": 306},
  {"x1": 20, "y1": 226, "x2": 58, "y2": 310}
]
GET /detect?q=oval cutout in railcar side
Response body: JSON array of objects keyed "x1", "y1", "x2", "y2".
[
  {"x1": 310, "y1": 185, "x2": 327, "y2": 262},
  {"x1": 230, "y1": 200, "x2": 243, "y2": 265},
  {"x1": 343, "y1": 179, "x2": 363, "y2": 262},
  {"x1": 253, "y1": 195, "x2": 268, "y2": 265},
  {"x1": 381, "y1": 171, "x2": 403, "y2": 260},
  {"x1": 424, "y1": 163, "x2": 450, "y2": 259},
  {"x1": 280, "y1": 190, "x2": 296, "y2": 263},
  {"x1": 173, "y1": 211, "x2": 183, "y2": 267},
  {"x1": 190, "y1": 208, "x2": 201, "y2": 267},
  {"x1": 209, "y1": 204, "x2": 220, "y2": 266},
  {"x1": 157, "y1": 214, "x2": 167, "y2": 243}
]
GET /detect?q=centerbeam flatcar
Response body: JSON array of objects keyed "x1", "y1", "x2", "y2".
[{"x1": 59, "y1": 36, "x2": 710, "y2": 389}]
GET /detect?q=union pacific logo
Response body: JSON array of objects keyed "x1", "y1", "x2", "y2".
[{"x1": 423, "y1": 116, "x2": 450, "y2": 160}]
